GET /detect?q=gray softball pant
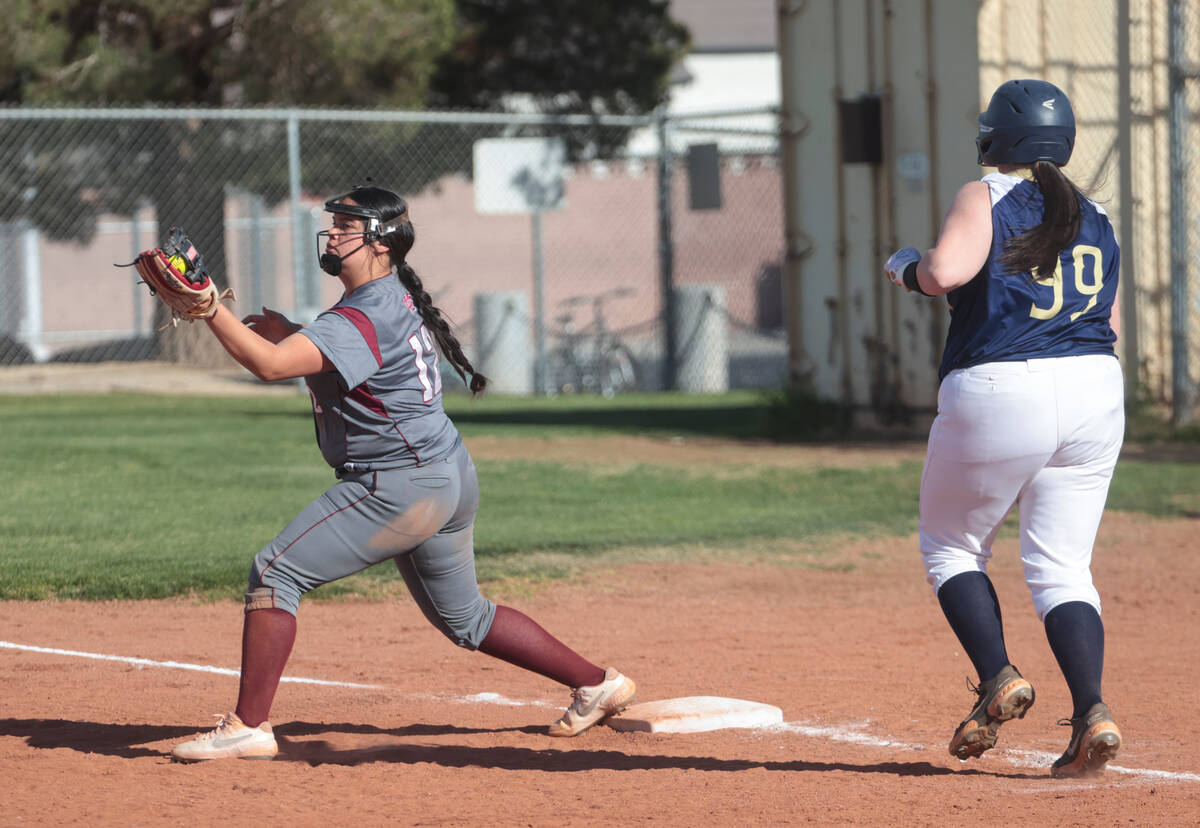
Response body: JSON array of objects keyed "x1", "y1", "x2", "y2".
[{"x1": 245, "y1": 442, "x2": 497, "y2": 649}]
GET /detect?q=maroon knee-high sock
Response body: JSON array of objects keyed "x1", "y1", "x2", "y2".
[
  {"x1": 235, "y1": 608, "x2": 297, "y2": 728},
  {"x1": 478, "y1": 605, "x2": 606, "y2": 688}
]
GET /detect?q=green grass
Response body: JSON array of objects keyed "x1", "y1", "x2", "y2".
[
  {"x1": 0, "y1": 392, "x2": 1196, "y2": 601},
  {"x1": 1123, "y1": 395, "x2": 1200, "y2": 444},
  {"x1": 445, "y1": 388, "x2": 862, "y2": 442},
  {"x1": 445, "y1": 390, "x2": 777, "y2": 439}
]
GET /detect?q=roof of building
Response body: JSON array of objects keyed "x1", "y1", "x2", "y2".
[{"x1": 670, "y1": 0, "x2": 776, "y2": 53}]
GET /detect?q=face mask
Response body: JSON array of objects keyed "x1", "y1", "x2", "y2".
[{"x1": 315, "y1": 231, "x2": 372, "y2": 276}]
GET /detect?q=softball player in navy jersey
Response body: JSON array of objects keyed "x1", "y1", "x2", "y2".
[
  {"x1": 884, "y1": 80, "x2": 1123, "y2": 778},
  {"x1": 171, "y1": 185, "x2": 635, "y2": 761}
]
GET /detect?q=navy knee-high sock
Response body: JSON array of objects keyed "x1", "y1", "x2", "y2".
[
  {"x1": 937, "y1": 571, "x2": 1011, "y2": 683},
  {"x1": 1044, "y1": 601, "x2": 1105, "y2": 718}
]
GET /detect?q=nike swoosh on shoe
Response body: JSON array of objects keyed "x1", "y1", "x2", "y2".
[{"x1": 211, "y1": 731, "x2": 258, "y2": 750}]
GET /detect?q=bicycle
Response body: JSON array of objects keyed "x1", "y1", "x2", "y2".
[{"x1": 546, "y1": 287, "x2": 639, "y2": 397}]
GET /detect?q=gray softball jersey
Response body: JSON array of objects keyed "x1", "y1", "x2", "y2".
[{"x1": 299, "y1": 276, "x2": 460, "y2": 471}]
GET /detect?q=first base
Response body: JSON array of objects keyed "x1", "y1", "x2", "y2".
[{"x1": 606, "y1": 696, "x2": 783, "y2": 734}]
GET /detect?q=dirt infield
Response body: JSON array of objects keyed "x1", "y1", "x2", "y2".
[
  {"x1": 2, "y1": 363, "x2": 1197, "y2": 823},
  {"x1": 2, "y1": 510, "x2": 1197, "y2": 825}
]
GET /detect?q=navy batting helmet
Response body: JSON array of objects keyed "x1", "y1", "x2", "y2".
[{"x1": 976, "y1": 79, "x2": 1075, "y2": 167}]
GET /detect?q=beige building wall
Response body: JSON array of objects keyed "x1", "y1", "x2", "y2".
[
  {"x1": 782, "y1": 0, "x2": 1200, "y2": 413},
  {"x1": 780, "y1": 0, "x2": 981, "y2": 412}
]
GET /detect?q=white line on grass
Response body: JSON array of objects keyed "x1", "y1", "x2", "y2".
[{"x1": 5, "y1": 640, "x2": 1196, "y2": 784}]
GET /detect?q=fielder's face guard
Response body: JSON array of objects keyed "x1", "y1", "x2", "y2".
[
  {"x1": 315, "y1": 190, "x2": 398, "y2": 275},
  {"x1": 323, "y1": 190, "x2": 385, "y2": 236}
]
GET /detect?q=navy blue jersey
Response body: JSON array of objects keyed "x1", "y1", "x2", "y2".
[
  {"x1": 938, "y1": 172, "x2": 1119, "y2": 380},
  {"x1": 299, "y1": 276, "x2": 461, "y2": 471}
]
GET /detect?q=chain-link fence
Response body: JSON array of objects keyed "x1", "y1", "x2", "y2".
[
  {"x1": 0, "y1": 106, "x2": 784, "y2": 395},
  {"x1": 4, "y1": 4, "x2": 1198, "y2": 413},
  {"x1": 979, "y1": 0, "x2": 1200, "y2": 423}
]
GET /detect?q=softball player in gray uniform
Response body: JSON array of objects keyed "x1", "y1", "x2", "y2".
[
  {"x1": 171, "y1": 185, "x2": 636, "y2": 762},
  {"x1": 885, "y1": 80, "x2": 1123, "y2": 778}
]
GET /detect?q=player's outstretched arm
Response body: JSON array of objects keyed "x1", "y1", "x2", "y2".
[{"x1": 205, "y1": 304, "x2": 331, "y2": 382}]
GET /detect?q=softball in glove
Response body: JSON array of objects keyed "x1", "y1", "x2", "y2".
[{"x1": 125, "y1": 226, "x2": 235, "y2": 327}]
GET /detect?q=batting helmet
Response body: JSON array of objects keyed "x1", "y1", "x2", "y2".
[{"x1": 976, "y1": 79, "x2": 1075, "y2": 167}]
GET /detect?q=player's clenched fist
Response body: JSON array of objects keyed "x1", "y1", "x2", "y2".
[{"x1": 884, "y1": 246, "x2": 922, "y2": 289}]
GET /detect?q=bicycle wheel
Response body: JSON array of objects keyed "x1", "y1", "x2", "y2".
[
  {"x1": 596, "y1": 345, "x2": 638, "y2": 397},
  {"x1": 547, "y1": 348, "x2": 584, "y2": 395}
]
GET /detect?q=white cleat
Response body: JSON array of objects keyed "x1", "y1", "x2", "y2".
[
  {"x1": 171, "y1": 712, "x2": 278, "y2": 762},
  {"x1": 548, "y1": 667, "x2": 637, "y2": 737}
]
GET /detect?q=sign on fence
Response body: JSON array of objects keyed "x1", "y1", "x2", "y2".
[{"x1": 472, "y1": 137, "x2": 567, "y2": 215}]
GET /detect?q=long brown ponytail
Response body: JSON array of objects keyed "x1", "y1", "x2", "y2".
[{"x1": 998, "y1": 160, "x2": 1084, "y2": 278}]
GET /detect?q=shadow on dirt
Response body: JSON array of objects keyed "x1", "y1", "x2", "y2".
[
  {"x1": 275, "y1": 726, "x2": 1046, "y2": 777},
  {"x1": 0, "y1": 717, "x2": 1046, "y2": 779},
  {"x1": 2, "y1": 710, "x2": 1051, "y2": 777},
  {"x1": 0, "y1": 718, "x2": 198, "y2": 759}
]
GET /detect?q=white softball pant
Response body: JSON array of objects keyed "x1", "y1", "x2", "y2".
[{"x1": 919, "y1": 354, "x2": 1124, "y2": 621}]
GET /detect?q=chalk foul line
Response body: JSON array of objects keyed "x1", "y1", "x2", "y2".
[
  {"x1": 0, "y1": 640, "x2": 383, "y2": 689},
  {"x1": 0, "y1": 640, "x2": 550, "y2": 706},
  {"x1": 4, "y1": 640, "x2": 1196, "y2": 784},
  {"x1": 773, "y1": 721, "x2": 1200, "y2": 785}
]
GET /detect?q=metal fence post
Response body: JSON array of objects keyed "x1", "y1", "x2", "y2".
[
  {"x1": 249, "y1": 191, "x2": 266, "y2": 312},
  {"x1": 287, "y1": 113, "x2": 307, "y2": 393},
  {"x1": 656, "y1": 107, "x2": 677, "y2": 392},
  {"x1": 1168, "y1": 0, "x2": 1192, "y2": 425},
  {"x1": 131, "y1": 205, "x2": 145, "y2": 337},
  {"x1": 1117, "y1": 0, "x2": 1140, "y2": 401},
  {"x1": 287, "y1": 113, "x2": 307, "y2": 319}
]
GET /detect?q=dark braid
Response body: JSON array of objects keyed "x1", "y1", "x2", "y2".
[
  {"x1": 397, "y1": 262, "x2": 488, "y2": 395},
  {"x1": 999, "y1": 160, "x2": 1084, "y2": 279},
  {"x1": 345, "y1": 185, "x2": 488, "y2": 395}
]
